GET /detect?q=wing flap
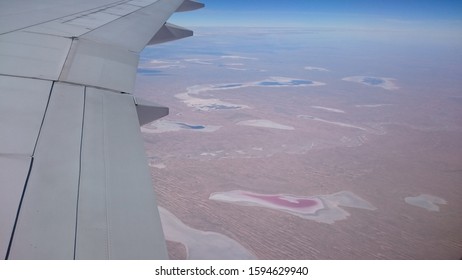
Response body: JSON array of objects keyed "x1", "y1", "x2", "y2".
[
  {"x1": 8, "y1": 83, "x2": 85, "y2": 259},
  {"x1": 76, "y1": 89, "x2": 168, "y2": 259}
]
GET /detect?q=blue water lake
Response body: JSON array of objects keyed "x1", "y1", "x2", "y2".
[
  {"x1": 177, "y1": 123, "x2": 206, "y2": 130},
  {"x1": 258, "y1": 80, "x2": 313, "y2": 86},
  {"x1": 362, "y1": 77, "x2": 384, "y2": 85}
]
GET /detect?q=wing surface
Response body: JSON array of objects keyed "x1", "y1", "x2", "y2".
[{"x1": 0, "y1": 0, "x2": 203, "y2": 259}]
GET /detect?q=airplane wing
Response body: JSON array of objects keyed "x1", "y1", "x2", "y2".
[{"x1": 0, "y1": 0, "x2": 203, "y2": 260}]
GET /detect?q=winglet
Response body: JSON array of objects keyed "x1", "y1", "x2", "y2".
[{"x1": 176, "y1": 0, "x2": 205, "y2": 12}]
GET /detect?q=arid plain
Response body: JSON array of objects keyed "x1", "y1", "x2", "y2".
[{"x1": 134, "y1": 28, "x2": 462, "y2": 259}]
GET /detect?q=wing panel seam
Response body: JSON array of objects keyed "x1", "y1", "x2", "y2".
[
  {"x1": 73, "y1": 86, "x2": 87, "y2": 259},
  {"x1": 102, "y1": 90, "x2": 112, "y2": 259},
  {"x1": 32, "y1": 82, "x2": 55, "y2": 156},
  {"x1": 5, "y1": 157, "x2": 34, "y2": 260}
]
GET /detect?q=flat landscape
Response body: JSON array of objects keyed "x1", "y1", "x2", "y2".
[{"x1": 134, "y1": 27, "x2": 462, "y2": 259}]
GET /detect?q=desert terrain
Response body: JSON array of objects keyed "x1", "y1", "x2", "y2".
[{"x1": 134, "y1": 28, "x2": 462, "y2": 259}]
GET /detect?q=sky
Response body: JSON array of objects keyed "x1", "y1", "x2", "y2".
[{"x1": 172, "y1": 0, "x2": 462, "y2": 29}]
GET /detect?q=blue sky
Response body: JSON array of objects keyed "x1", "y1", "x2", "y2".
[{"x1": 173, "y1": 0, "x2": 462, "y2": 28}]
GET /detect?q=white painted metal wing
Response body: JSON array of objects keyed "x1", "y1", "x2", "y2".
[{"x1": 0, "y1": 0, "x2": 203, "y2": 259}]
